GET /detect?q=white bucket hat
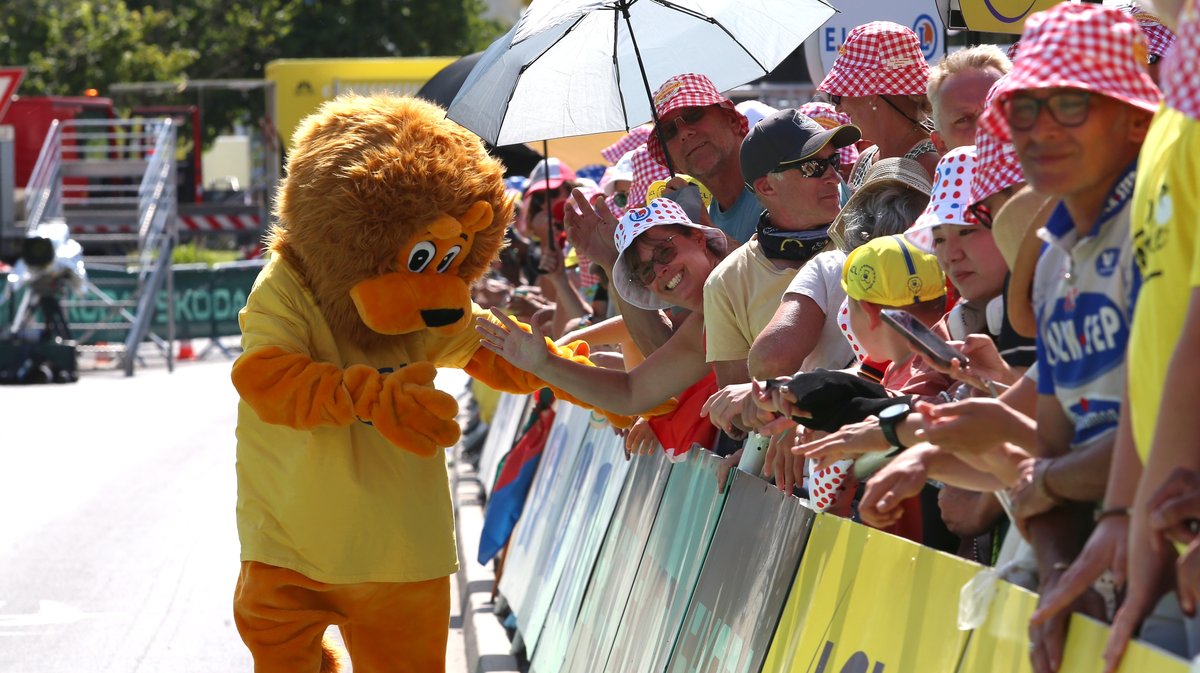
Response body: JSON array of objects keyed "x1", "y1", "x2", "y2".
[
  {"x1": 611, "y1": 198, "x2": 726, "y2": 310},
  {"x1": 906, "y1": 145, "x2": 979, "y2": 252}
]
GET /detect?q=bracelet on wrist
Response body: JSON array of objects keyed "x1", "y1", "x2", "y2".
[{"x1": 1094, "y1": 506, "x2": 1131, "y2": 523}]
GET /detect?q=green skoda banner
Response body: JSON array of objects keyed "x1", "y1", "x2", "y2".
[
  {"x1": 665, "y1": 470, "x2": 815, "y2": 673},
  {"x1": 526, "y1": 428, "x2": 631, "y2": 672},
  {"x1": 13, "y1": 260, "x2": 265, "y2": 345},
  {"x1": 601, "y1": 450, "x2": 728, "y2": 673},
  {"x1": 497, "y1": 402, "x2": 592, "y2": 623},
  {"x1": 560, "y1": 451, "x2": 672, "y2": 673}
]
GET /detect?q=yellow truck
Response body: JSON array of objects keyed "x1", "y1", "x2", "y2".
[{"x1": 265, "y1": 56, "x2": 457, "y2": 151}]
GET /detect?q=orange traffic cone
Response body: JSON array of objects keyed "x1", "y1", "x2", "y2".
[{"x1": 178, "y1": 339, "x2": 195, "y2": 360}]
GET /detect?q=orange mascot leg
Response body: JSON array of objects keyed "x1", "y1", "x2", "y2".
[{"x1": 234, "y1": 561, "x2": 450, "y2": 673}]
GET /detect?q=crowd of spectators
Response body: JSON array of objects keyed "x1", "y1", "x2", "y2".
[{"x1": 469, "y1": 2, "x2": 1200, "y2": 670}]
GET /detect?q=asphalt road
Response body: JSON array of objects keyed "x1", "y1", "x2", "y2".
[{"x1": 0, "y1": 357, "x2": 470, "y2": 673}]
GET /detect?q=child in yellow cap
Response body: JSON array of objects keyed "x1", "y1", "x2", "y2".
[{"x1": 842, "y1": 234, "x2": 951, "y2": 397}]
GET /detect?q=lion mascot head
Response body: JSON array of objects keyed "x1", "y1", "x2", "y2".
[{"x1": 268, "y1": 94, "x2": 513, "y2": 352}]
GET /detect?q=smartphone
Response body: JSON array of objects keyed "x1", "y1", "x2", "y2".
[{"x1": 879, "y1": 309, "x2": 968, "y2": 369}]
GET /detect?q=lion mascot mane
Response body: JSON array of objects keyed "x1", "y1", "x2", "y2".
[{"x1": 229, "y1": 94, "x2": 653, "y2": 673}]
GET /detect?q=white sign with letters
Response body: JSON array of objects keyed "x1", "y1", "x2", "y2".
[{"x1": 803, "y1": 1, "x2": 945, "y2": 85}]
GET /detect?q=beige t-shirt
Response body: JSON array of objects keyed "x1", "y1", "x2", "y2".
[{"x1": 703, "y1": 236, "x2": 798, "y2": 363}]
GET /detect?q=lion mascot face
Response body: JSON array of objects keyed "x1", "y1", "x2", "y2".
[{"x1": 268, "y1": 94, "x2": 514, "y2": 351}]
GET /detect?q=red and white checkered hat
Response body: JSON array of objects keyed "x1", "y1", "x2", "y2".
[
  {"x1": 1127, "y1": 6, "x2": 1177, "y2": 58},
  {"x1": 978, "y1": 3, "x2": 1163, "y2": 143},
  {"x1": 601, "y1": 124, "x2": 652, "y2": 165},
  {"x1": 611, "y1": 197, "x2": 725, "y2": 310},
  {"x1": 907, "y1": 146, "x2": 979, "y2": 252},
  {"x1": 971, "y1": 75, "x2": 1024, "y2": 205},
  {"x1": 817, "y1": 22, "x2": 931, "y2": 98},
  {"x1": 1162, "y1": 0, "x2": 1200, "y2": 119},
  {"x1": 628, "y1": 143, "x2": 672, "y2": 209},
  {"x1": 645, "y1": 73, "x2": 748, "y2": 169},
  {"x1": 798, "y1": 101, "x2": 860, "y2": 168}
]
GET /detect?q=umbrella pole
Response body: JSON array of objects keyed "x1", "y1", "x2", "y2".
[{"x1": 619, "y1": 1, "x2": 677, "y2": 177}]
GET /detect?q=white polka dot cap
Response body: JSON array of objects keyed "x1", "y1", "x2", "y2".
[
  {"x1": 906, "y1": 146, "x2": 979, "y2": 252},
  {"x1": 611, "y1": 197, "x2": 726, "y2": 310}
]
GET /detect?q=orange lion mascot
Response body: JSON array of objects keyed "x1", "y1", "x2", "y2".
[{"x1": 230, "y1": 94, "x2": 657, "y2": 672}]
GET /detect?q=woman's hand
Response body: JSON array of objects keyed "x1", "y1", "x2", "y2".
[
  {"x1": 624, "y1": 417, "x2": 659, "y2": 459},
  {"x1": 563, "y1": 189, "x2": 619, "y2": 271},
  {"x1": 860, "y1": 446, "x2": 935, "y2": 528},
  {"x1": 475, "y1": 307, "x2": 551, "y2": 374},
  {"x1": 914, "y1": 398, "x2": 1030, "y2": 455},
  {"x1": 799, "y1": 416, "x2": 889, "y2": 472},
  {"x1": 917, "y1": 334, "x2": 1017, "y2": 393}
]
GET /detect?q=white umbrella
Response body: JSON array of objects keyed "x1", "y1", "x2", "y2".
[{"x1": 447, "y1": 0, "x2": 836, "y2": 169}]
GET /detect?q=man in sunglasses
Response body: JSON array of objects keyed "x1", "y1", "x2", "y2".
[
  {"x1": 975, "y1": 5, "x2": 1162, "y2": 673},
  {"x1": 700, "y1": 109, "x2": 860, "y2": 447},
  {"x1": 645, "y1": 73, "x2": 764, "y2": 246}
]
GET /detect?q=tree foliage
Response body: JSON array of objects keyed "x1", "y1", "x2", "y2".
[{"x1": 0, "y1": 0, "x2": 508, "y2": 145}]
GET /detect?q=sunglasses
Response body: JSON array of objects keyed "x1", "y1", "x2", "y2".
[
  {"x1": 967, "y1": 203, "x2": 993, "y2": 229},
  {"x1": 776, "y1": 154, "x2": 840, "y2": 179},
  {"x1": 612, "y1": 191, "x2": 629, "y2": 209},
  {"x1": 1002, "y1": 91, "x2": 1092, "y2": 132},
  {"x1": 629, "y1": 235, "x2": 678, "y2": 287},
  {"x1": 829, "y1": 95, "x2": 842, "y2": 106},
  {"x1": 528, "y1": 186, "x2": 569, "y2": 212},
  {"x1": 659, "y1": 107, "x2": 708, "y2": 142}
]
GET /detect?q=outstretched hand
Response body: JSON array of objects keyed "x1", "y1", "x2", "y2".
[
  {"x1": 563, "y1": 188, "x2": 619, "y2": 271},
  {"x1": 475, "y1": 307, "x2": 550, "y2": 374}
]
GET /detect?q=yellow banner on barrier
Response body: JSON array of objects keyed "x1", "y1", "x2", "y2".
[
  {"x1": 958, "y1": 580, "x2": 1037, "y2": 673},
  {"x1": 960, "y1": 0, "x2": 1063, "y2": 35},
  {"x1": 762, "y1": 514, "x2": 978, "y2": 673},
  {"x1": 1059, "y1": 613, "x2": 1190, "y2": 673}
]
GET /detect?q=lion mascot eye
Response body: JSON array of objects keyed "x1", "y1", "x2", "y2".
[
  {"x1": 408, "y1": 242, "x2": 437, "y2": 272},
  {"x1": 435, "y1": 246, "x2": 462, "y2": 273}
]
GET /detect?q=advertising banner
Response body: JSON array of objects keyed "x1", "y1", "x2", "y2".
[
  {"x1": 803, "y1": 0, "x2": 944, "y2": 84},
  {"x1": 762, "y1": 514, "x2": 978, "y2": 673},
  {"x1": 1058, "y1": 614, "x2": 1189, "y2": 673},
  {"x1": 957, "y1": 578, "x2": 1037, "y2": 673},
  {"x1": 602, "y1": 450, "x2": 728, "y2": 673},
  {"x1": 496, "y1": 402, "x2": 592, "y2": 621},
  {"x1": 519, "y1": 416, "x2": 629, "y2": 654},
  {"x1": 527, "y1": 429, "x2": 632, "y2": 673},
  {"x1": 477, "y1": 393, "x2": 532, "y2": 496},
  {"x1": 560, "y1": 451, "x2": 673, "y2": 673},
  {"x1": 666, "y1": 470, "x2": 816, "y2": 673},
  {"x1": 960, "y1": 0, "x2": 1063, "y2": 35},
  {"x1": 60, "y1": 262, "x2": 263, "y2": 344}
]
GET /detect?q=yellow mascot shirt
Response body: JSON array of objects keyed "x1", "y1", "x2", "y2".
[
  {"x1": 1128, "y1": 107, "x2": 1200, "y2": 462},
  {"x1": 235, "y1": 255, "x2": 482, "y2": 584}
]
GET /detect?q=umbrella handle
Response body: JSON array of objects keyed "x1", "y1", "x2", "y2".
[{"x1": 619, "y1": 1, "x2": 677, "y2": 177}]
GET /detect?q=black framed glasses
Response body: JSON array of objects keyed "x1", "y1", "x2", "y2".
[
  {"x1": 629, "y1": 235, "x2": 678, "y2": 286},
  {"x1": 967, "y1": 203, "x2": 993, "y2": 229},
  {"x1": 776, "y1": 154, "x2": 840, "y2": 179},
  {"x1": 659, "y1": 107, "x2": 708, "y2": 142},
  {"x1": 1002, "y1": 91, "x2": 1092, "y2": 132}
]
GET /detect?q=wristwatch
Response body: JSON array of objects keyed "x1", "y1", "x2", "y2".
[{"x1": 878, "y1": 401, "x2": 913, "y2": 456}]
